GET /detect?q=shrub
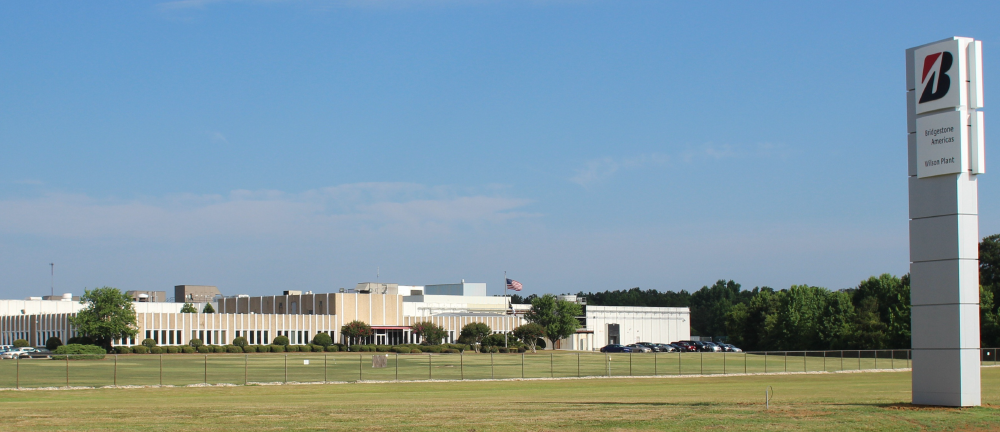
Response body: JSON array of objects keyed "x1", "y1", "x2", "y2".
[
  {"x1": 349, "y1": 345, "x2": 363, "y2": 352},
  {"x1": 67, "y1": 336, "x2": 95, "y2": 345},
  {"x1": 444, "y1": 348, "x2": 460, "y2": 354},
  {"x1": 232, "y1": 337, "x2": 248, "y2": 348},
  {"x1": 114, "y1": 346, "x2": 133, "y2": 354},
  {"x1": 498, "y1": 347, "x2": 509, "y2": 353},
  {"x1": 517, "y1": 347, "x2": 527, "y2": 353},
  {"x1": 132, "y1": 345, "x2": 149, "y2": 354},
  {"x1": 255, "y1": 345, "x2": 268, "y2": 352},
  {"x1": 213, "y1": 345, "x2": 225, "y2": 353},
  {"x1": 324, "y1": 345, "x2": 340, "y2": 352},
  {"x1": 272, "y1": 335, "x2": 290, "y2": 346},
  {"x1": 311, "y1": 344, "x2": 324, "y2": 352},
  {"x1": 270, "y1": 345, "x2": 285, "y2": 352},
  {"x1": 312, "y1": 333, "x2": 333, "y2": 347},
  {"x1": 12, "y1": 339, "x2": 29, "y2": 348},
  {"x1": 335, "y1": 344, "x2": 347, "y2": 351},
  {"x1": 424, "y1": 345, "x2": 442, "y2": 353},
  {"x1": 189, "y1": 338, "x2": 203, "y2": 348},
  {"x1": 45, "y1": 337, "x2": 63, "y2": 351},
  {"x1": 286, "y1": 345, "x2": 299, "y2": 352},
  {"x1": 410, "y1": 348, "x2": 422, "y2": 354},
  {"x1": 197, "y1": 345, "x2": 211, "y2": 354},
  {"x1": 53, "y1": 344, "x2": 106, "y2": 360},
  {"x1": 150, "y1": 346, "x2": 164, "y2": 354},
  {"x1": 243, "y1": 345, "x2": 257, "y2": 353},
  {"x1": 142, "y1": 338, "x2": 156, "y2": 348},
  {"x1": 166, "y1": 346, "x2": 179, "y2": 354},
  {"x1": 376, "y1": 345, "x2": 391, "y2": 352},
  {"x1": 181, "y1": 346, "x2": 196, "y2": 354},
  {"x1": 225, "y1": 345, "x2": 241, "y2": 353}
]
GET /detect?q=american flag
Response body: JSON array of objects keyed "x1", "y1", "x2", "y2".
[{"x1": 506, "y1": 278, "x2": 522, "y2": 291}]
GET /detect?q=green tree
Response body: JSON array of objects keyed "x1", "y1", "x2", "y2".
[
  {"x1": 232, "y1": 336, "x2": 249, "y2": 347},
  {"x1": 411, "y1": 321, "x2": 448, "y2": 345},
  {"x1": 818, "y1": 291, "x2": 857, "y2": 350},
  {"x1": 202, "y1": 303, "x2": 215, "y2": 313},
  {"x1": 512, "y1": 323, "x2": 546, "y2": 353},
  {"x1": 459, "y1": 323, "x2": 491, "y2": 352},
  {"x1": 340, "y1": 320, "x2": 372, "y2": 346},
  {"x1": 525, "y1": 294, "x2": 582, "y2": 349},
  {"x1": 774, "y1": 285, "x2": 828, "y2": 351},
  {"x1": 68, "y1": 287, "x2": 138, "y2": 352},
  {"x1": 45, "y1": 336, "x2": 63, "y2": 351},
  {"x1": 980, "y1": 234, "x2": 1000, "y2": 288},
  {"x1": 853, "y1": 274, "x2": 910, "y2": 349},
  {"x1": 312, "y1": 332, "x2": 333, "y2": 347},
  {"x1": 690, "y1": 280, "x2": 747, "y2": 337},
  {"x1": 189, "y1": 338, "x2": 203, "y2": 348},
  {"x1": 272, "y1": 335, "x2": 290, "y2": 346},
  {"x1": 981, "y1": 285, "x2": 1000, "y2": 347},
  {"x1": 180, "y1": 303, "x2": 197, "y2": 313},
  {"x1": 12, "y1": 339, "x2": 28, "y2": 348}
]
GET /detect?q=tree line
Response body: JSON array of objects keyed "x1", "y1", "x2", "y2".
[{"x1": 574, "y1": 234, "x2": 1000, "y2": 350}]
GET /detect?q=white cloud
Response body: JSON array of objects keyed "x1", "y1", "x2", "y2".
[
  {"x1": 0, "y1": 183, "x2": 534, "y2": 241},
  {"x1": 569, "y1": 154, "x2": 669, "y2": 186}
]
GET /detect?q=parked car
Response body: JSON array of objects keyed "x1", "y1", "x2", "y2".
[
  {"x1": 626, "y1": 344, "x2": 652, "y2": 353},
  {"x1": 699, "y1": 342, "x2": 723, "y2": 352},
  {"x1": 635, "y1": 342, "x2": 663, "y2": 352},
  {"x1": 652, "y1": 343, "x2": 676, "y2": 352},
  {"x1": 719, "y1": 343, "x2": 742, "y2": 352},
  {"x1": 672, "y1": 341, "x2": 698, "y2": 352},
  {"x1": 599, "y1": 344, "x2": 633, "y2": 353},
  {"x1": 1, "y1": 347, "x2": 37, "y2": 359}
]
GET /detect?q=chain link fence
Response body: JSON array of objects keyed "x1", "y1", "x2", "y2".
[{"x1": 1, "y1": 348, "x2": 997, "y2": 389}]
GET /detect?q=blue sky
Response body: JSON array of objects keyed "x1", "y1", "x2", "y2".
[{"x1": 1, "y1": 0, "x2": 997, "y2": 299}]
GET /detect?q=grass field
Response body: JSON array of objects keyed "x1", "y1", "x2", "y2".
[
  {"x1": 0, "y1": 350, "x2": 931, "y2": 388},
  {"x1": 0, "y1": 367, "x2": 997, "y2": 431}
]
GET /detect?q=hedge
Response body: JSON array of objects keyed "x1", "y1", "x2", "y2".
[
  {"x1": 197, "y1": 345, "x2": 211, "y2": 353},
  {"x1": 311, "y1": 344, "x2": 324, "y2": 352},
  {"x1": 226, "y1": 345, "x2": 242, "y2": 353},
  {"x1": 243, "y1": 345, "x2": 257, "y2": 353},
  {"x1": 132, "y1": 345, "x2": 149, "y2": 354},
  {"x1": 212, "y1": 345, "x2": 225, "y2": 353},
  {"x1": 166, "y1": 346, "x2": 179, "y2": 354},
  {"x1": 410, "y1": 349, "x2": 422, "y2": 354},
  {"x1": 286, "y1": 345, "x2": 299, "y2": 352},
  {"x1": 181, "y1": 346, "x2": 196, "y2": 354},
  {"x1": 150, "y1": 346, "x2": 164, "y2": 354},
  {"x1": 324, "y1": 345, "x2": 340, "y2": 352},
  {"x1": 270, "y1": 345, "x2": 285, "y2": 352},
  {"x1": 53, "y1": 344, "x2": 107, "y2": 360},
  {"x1": 114, "y1": 346, "x2": 133, "y2": 354}
]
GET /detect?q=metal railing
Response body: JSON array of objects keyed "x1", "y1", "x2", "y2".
[{"x1": 1, "y1": 348, "x2": 997, "y2": 390}]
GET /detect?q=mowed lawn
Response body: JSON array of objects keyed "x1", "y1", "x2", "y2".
[{"x1": 0, "y1": 368, "x2": 997, "y2": 431}]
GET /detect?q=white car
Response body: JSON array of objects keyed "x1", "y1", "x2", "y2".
[{"x1": 0, "y1": 347, "x2": 37, "y2": 359}]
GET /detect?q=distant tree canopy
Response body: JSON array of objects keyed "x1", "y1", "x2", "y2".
[
  {"x1": 179, "y1": 303, "x2": 197, "y2": 313},
  {"x1": 980, "y1": 235, "x2": 1000, "y2": 347}
]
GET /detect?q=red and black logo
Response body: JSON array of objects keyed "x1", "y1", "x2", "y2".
[{"x1": 919, "y1": 51, "x2": 953, "y2": 104}]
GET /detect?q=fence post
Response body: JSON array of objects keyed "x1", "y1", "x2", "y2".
[
  {"x1": 723, "y1": 351, "x2": 726, "y2": 375},
  {"x1": 550, "y1": 353, "x2": 553, "y2": 378},
  {"x1": 841, "y1": 350, "x2": 844, "y2": 371},
  {"x1": 577, "y1": 353, "x2": 580, "y2": 378},
  {"x1": 858, "y1": 350, "x2": 861, "y2": 370},
  {"x1": 629, "y1": 352, "x2": 632, "y2": 376},
  {"x1": 823, "y1": 351, "x2": 826, "y2": 372},
  {"x1": 607, "y1": 355, "x2": 610, "y2": 377},
  {"x1": 113, "y1": 354, "x2": 117, "y2": 387},
  {"x1": 891, "y1": 350, "x2": 894, "y2": 369},
  {"x1": 160, "y1": 354, "x2": 163, "y2": 386},
  {"x1": 874, "y1": 350, "x2": 877, "y2": 369},
  {"x1": 15, "y1": 356, "x2": 19, "y2": 389},
  {"x1": 678, "y1": 351, "x2": 681, "y2": 375},
  {"x1": 246, "y1": 355, "x2": 249, "y2": 385},
  {"x1": 803, "y1": 351, "x2": 806, "y2": 372},
  {"x1": 764, "y1": 352, "x2": 767, "y2": 373},
  {"x1": 66, "y1": 355, "x2": 69, "y2": 387},
  {"x1": 744, "y1": 352, "x2": 747, "y2": 374},
  {"x1": 358, "y1": 354, "x2": 362, "y2": 382},
  {"x1": 654, "y1": 352, "x2": 657, "y2": 376},
  {"x1": 395, "y1": 353, "x2": 399, "y2": 381},
  {"x1": 461, "y1": 352, "x2": 464, "y2": 380},
  {"x1": 521, "y1": 352, "x2": 524, "y2": 379},
  {"x1": 783, "y1": 352, "x2": 787, "y2": 372},
  {"x1": 700, "y1": 351, "x2": 703, "y2": 375},
  {"x1": 490, "y1": 352, "x2": 494, "y2": 379},
  {"x1": 429, "y1": 354, "x2": 432, "y2": 380},
  {"x1": 204, "y1": 355, "x2": 208, "y2": 384}
]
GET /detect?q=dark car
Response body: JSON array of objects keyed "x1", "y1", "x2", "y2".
[
  {"x1": 672, "y1": 341, "x2": 698, "y2": 352},
  {"x1": 599, "y1": 344, "x2": 633, "y2": 353},
  {"x1": 635, "y1": 342, "x2": 663, "y2": 352}
]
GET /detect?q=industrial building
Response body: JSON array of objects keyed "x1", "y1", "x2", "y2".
[{"x1": 0, "y1": 282, "x2": 689, "y2": 350}]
